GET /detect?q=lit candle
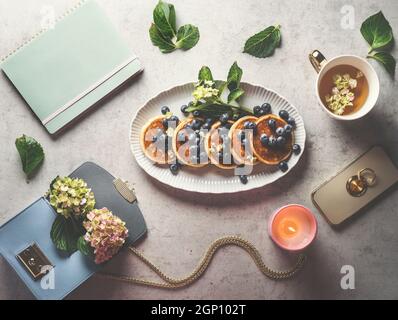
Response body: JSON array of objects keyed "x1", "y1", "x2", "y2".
[{"x1": 268, "y1": 205, "x2": 317, "y2": 251}]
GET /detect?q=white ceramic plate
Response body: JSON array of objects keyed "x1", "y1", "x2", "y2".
[{"x1": 130, "y1": 82, "x2": 306, "y2": 194}]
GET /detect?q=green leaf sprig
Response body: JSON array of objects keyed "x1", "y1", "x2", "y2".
[
  {"x1": 15, "y1": 134, "x2": 44, "y2": 178},
  {"x1": 186, "y1": 62, "x2": 253, "y2": 120},
  {"x1": 50, "y1": 215, "x2": 83, "y2": 254},
  {"x1": 243, "y1": 25, "x2": 281, "y2": 58},
  {"x1": 361, "y1": 11, "x2": 396, "y2": 76},
  {"x1": 149, "y1": 1, "x2": 200, "y2": 53}
]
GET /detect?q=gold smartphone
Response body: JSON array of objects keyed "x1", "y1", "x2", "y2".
[{"x1": 311, "y1": 145, "x2": 398, "y2": 226}]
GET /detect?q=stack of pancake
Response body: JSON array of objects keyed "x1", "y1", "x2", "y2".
[{"x1": 140, "y1": 112, "x2": 295, "y2": 170}]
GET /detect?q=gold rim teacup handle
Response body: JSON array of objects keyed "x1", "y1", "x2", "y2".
[{"x1": 309, "y1": 50, "x2": 327, "y2": 73}]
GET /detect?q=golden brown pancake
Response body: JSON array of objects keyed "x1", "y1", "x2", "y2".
[
  {"x1": 205, "y1": 121, "x2": 237, "y2": 170},
  {"x1": 140, "y1": 115, "x2": 176, "y2": 164},
  {"x1": 228, "y1": 115, "x2": 258, "y2": 166},
  {"x1": 253, "y1": 114, "x2": 294, "y2": 165},
  {"x1": 172, "y1": 118, "x2": 208, "y2": 168}
]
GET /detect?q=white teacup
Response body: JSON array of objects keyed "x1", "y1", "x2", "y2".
[{"x1": 309, "y1": 50, "x2": 380, "y2": 121}]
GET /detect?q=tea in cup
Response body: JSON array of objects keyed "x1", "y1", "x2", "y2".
[{"x1": 309, "y1": 50, "x2": 380, "y2": 121}]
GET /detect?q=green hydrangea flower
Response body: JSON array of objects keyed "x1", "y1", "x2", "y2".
[{"x1": 47, "y1": 177, "x2": 95, "y2": 219}]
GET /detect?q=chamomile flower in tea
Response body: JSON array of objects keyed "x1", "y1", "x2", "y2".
[{"x1": 319, "y1": 65, "x2": 369, "y2": 116}]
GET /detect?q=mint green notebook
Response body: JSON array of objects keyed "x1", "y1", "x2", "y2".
[{"x1": 1, "y1": 0, "x2": 142, "y2": 134}]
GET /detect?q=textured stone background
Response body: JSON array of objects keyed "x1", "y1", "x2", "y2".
[{"x1": 0, "y1": 0, "x2": 397, "y2": 300}]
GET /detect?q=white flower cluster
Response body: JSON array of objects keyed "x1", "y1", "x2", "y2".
[
  {"x1": 325, "y1": 74, "x2": 359, "y2": 115},
  {"x1": 192, "y1": 80, "x2": 219, "y2": 103}
]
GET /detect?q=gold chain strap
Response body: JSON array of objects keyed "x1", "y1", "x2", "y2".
[{"x1": 98, "y1": 236, "x2": 306, "y2": 289}]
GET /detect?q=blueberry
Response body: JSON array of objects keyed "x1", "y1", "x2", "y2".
[
  {"x1": 181, "y1": 105, "x2": 189, "y2": 114},
  {"x1": 232, "y1": 113, "x2": 240, "y2": 121},
  {"x1": 261, "y1": 103, "x2": 271, "y2": 114},
  {"x1": 239, "y1": 175, "x2": 248, "y2": 185},
  {"x1": 276, "y1": 127, "x2": 285, "y2": 136},
  {"x1": 191, "y1": 119, "x2": 203, "y2": 130},
  {"x1": 244, "y1": 121, "x2": 255, "y2": 130},
  {"x1": 205, "y1": 118, "x2": 214, "y2": 125},
  {"x1": 260, "y1": 134, "x2": 269, "y2": 147},
  {"x1": 287, "y1": 117, "x2": 296, "y2": 127},
  {"x1": 257, "y1": 109, "x2": 266, "y2": 116},
  {"x1": 244, "y1": 121, "x2": 257, "y2": 134},
  {"x1": 162, "y1": 118, "x2": 169, "y2": 129},
  {"x1": 279, "y1": 110, "x2": 289, "y2": 120},
  {"x1": 253, "y1": 105, "x2": 262, "y2": 117},
  {"x1": 169, "y1": 164, "x2": 179, "y2": 175},
  {"x1": 169, "y1": 115, "x2": 179, "y2": 126},
  {"x1": 161, "y1": 106, "x2": 170, "y2": 115},
  {"x1": 193, "y1": 110, "x2": 201, "y2": 117},
  {"x1": 223, "y1": 123, "x2": 232, "y2": 130},
  {"x1": 220, "y1": 113, "x2": 229, "y2": 124},
  {"x1": 268, "y1": 119, "x2": 276, "y2": 130},
  {"x1": 278, "y1": 161, "x2": 289, "y2": 172},
  {"x1": 284, "y1": 124, "x2": 293, "y2": 134},
  {"x1": 292, "y1": 144, "x2": 301, "y2": 155},
  {"x1": 202, "y1": 123, "x2": 211, "y2": 130},
  {"x1": 268, "y1": 136, "x2": 277, "y2": 148},
  {"x1": 276, "y1": 136, "x2": 287, "y2": 146}
]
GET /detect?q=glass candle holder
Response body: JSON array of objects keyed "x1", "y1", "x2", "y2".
[{"x1": 268, "y1": 204, "x2": 317, "y2": 251}]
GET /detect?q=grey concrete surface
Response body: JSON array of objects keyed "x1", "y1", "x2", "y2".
[{"x1": 0, "y1": 0, "x2": 397, "y2": 300}]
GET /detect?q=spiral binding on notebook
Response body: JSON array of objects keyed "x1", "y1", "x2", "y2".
[{"x1": 1, "y1": 0, "x2": 87, "y2": 63}]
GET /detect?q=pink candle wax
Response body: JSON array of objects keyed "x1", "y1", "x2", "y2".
[{"x1": 268, "y1": 204, "x2": 317, "y2": 251}]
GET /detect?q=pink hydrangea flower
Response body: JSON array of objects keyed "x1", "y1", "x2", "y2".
[{"x1": 83, "y1": 208, "x2": 128, "y2": 264}]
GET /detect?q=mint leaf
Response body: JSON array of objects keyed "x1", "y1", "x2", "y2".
[
  {"x1": 15, "y1": 134, "x2": 44, "y2": 177},
  {"x1": 176, "y1": 24, "x2": 200, "y2": 50},
  {"x1": 227, "y1": 61, "x2": 243, "y2": 92},
  {"x1": 77, "y1": 236, "x2": 91, "y2": 256},
  {"x1": 153, "y1": 0, "x2": 176, "y2": 39},
  {"x1": 361, "y1": 11, "x2": 393, "y2": 52},
  {"x1": 368, "y1": 52, "x2": 396, "y2": 76},
  {"x1": 198, "y1": 66, "x2": 213, "y2": 81},
  {"x1": 149, "y1": 23, "x2": 176, "y2": 53},
  {"x1": 228, "y1": 88, "x2": 245, "y2": 103},
  {"x1": 214, "y1": 80, "x2": 227, "y2": 97},
  {"x1": 150, "y1": 1, "x2": 199, "y2": 54},
  {"x1": 50, "y1": 215, "x2": 80, "y2": 255},
  {"x1": 243, "y1": 25, "x2": 281, "y2": 58}
]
